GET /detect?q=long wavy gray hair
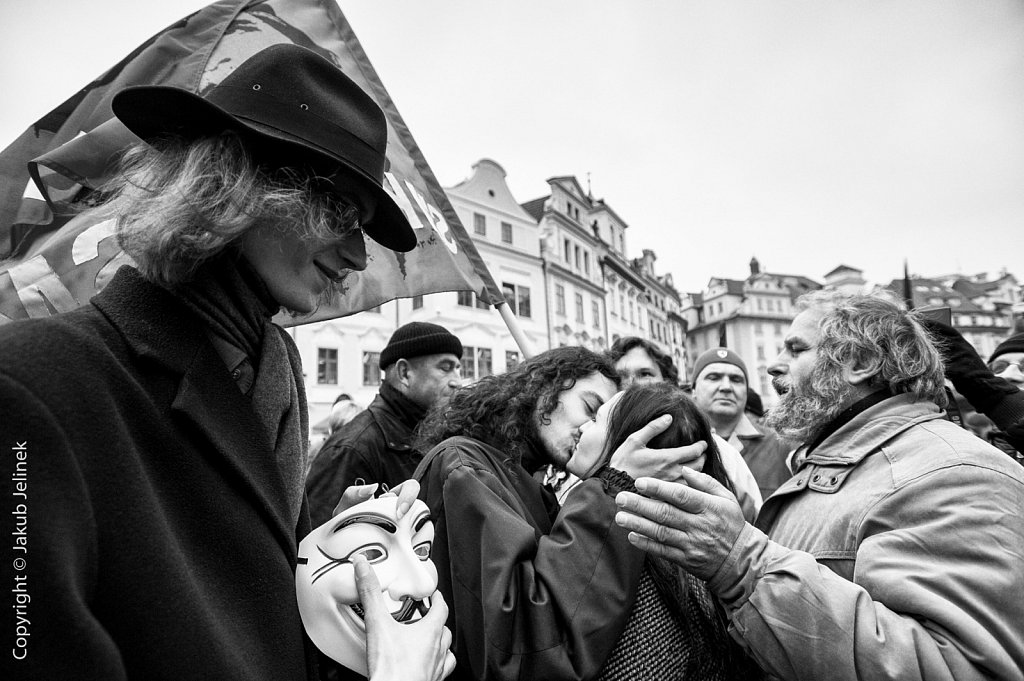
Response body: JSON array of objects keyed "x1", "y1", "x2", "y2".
[
  {"x1": 800, "y1": 289, "x2": 947, "y2": 405},
  {"x1": 106, "y1": 132, "x2": 361, "y2": 286}
]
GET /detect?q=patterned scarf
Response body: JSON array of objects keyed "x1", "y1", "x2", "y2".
[
  {"x1": 598, "y1": 559, "x2": 765, "y2": 681},
  {"x1": 178, "y1": 255, "x2": 308, "y2": 526}
]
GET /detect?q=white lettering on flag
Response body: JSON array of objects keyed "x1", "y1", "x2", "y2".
[
  {"x1": 7, "y1": 255, "x2": 79, "y2": 317},
  {"x1": 403, "y1": 179, "x2": 458, "y2": 255},
  {"x1": 71, "y1": 218, "x2": 118, "y2": 265}
]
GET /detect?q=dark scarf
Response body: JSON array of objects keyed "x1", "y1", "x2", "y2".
[
  {"x1": 378, "y1": 380, "x2": 428, "y2": 428},
  {"x1": 805, "y1": 388, "x2": 893, "y2": 455},
  {"x1": 177, "y1": 255, "x2": 308, "y2": 526}
]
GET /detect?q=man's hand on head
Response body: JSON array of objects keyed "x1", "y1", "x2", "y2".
[{"x1": 613, "y1": 467, "x2": 746, "y2": 581}]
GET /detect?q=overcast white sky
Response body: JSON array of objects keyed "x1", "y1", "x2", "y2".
[{"x1": 2, "y1": 0, "x2": 1023, "y2": 293}]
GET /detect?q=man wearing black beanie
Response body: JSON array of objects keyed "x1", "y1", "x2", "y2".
[{"x1": 305, "y1": 322, "x2": 463, "y2": 526}]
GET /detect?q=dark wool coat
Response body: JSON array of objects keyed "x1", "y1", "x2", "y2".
[
  {"x1": 0, "y1": 267, "x2": 317, "y2": 681},
  {"x1": 305, "y1": 385, "x2": 422, "y2": 528}
]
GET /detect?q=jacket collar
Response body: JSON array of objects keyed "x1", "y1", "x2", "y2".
[
  {"x1": 92, "y1": 266, "x2": 299, "y2": 561},
  {"x1": 733, "y1": 413, "x2": 763, "y2": 439},
  {"x1": 792, "y1": 393, "x2": 944, "y2": 470},
  {"x1": 367, "y1": 391, "x2": 419, "y2": 451}
]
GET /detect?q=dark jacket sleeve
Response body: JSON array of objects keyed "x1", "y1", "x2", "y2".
[
  {"x1": 923, "y1": 318, "x2": 1024, "y2": 457},
  {"x1": 305, "y1": 440, "x2": 382, "y2": 528},
  {"x1": 423, "y1": 449, "x2": 644, "y2": 681},
  {"x1": 986, "y1": 388, "x2": 1024, "y2": 454},
  {"x1": 1, "y1": 371, "x2": 127, "y2": 680}
]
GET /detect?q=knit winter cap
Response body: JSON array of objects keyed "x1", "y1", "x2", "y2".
[
  {"x1": 692, "y1": 347, "x2": 748, "y2": 385},
  {"x1": 379, "y1": 322, "x2": 463, "y2": 369},
  {"x1": 990, "y1": 331, "x2": 1024, "y2": 364}
]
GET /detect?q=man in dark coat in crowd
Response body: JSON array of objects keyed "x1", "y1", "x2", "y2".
[
  {"x1": 306, "y1": 321, "x2": 463, "y2": 526},
  {"x1": 0, "y1": 45, "x2": 453, "y2": 681}
]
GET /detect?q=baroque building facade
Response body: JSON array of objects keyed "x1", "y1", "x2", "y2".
[{"x1": 294, "y1": 160, "x2": 684, "y2": 429}]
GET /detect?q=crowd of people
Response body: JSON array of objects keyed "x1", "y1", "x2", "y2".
[{"x1": 3, "y1": 44, "x2": 1023, "y2": 681}]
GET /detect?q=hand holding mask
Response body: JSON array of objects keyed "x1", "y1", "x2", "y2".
[{"x1": 296, "y1": 493, "x2": 444, "y2": 678}]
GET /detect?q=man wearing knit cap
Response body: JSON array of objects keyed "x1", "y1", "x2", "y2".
[
  {"x1": 305, "y1": 321, "x2": 463, "y2": 526},
  {"x1": 691, "y1": 347, "x2": 792, "y2": 498}
]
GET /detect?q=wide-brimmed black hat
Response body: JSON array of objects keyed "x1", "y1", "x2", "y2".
[{"x1": 111, "y1": 43, "x2": 416, "y2": 252}]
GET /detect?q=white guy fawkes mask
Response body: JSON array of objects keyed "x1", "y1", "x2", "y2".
[{"x1": 296, "y1": 495, "x2": 438, "y2": 677}]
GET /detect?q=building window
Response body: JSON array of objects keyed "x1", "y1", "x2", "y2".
[
  {"x1": 755, "y1": 322, "x2": 763, "y2": 335},
  {"x1": 457, "y1": 291, "x2": 474, "y2": 307},
  {"x1": 629, "y1": 300, "x2": 635, "y2": 325},
  {"x1": 362, "y1": 351, "x2": 381, "y2": 386},
  {"x1": 592, "y1": 299, "x2": 601, "y2": 328},
  {"x1": 757, "y1": 344, "x2": 765, "y2": 360},
  {"x1": 517, "y1": 286, "x2": 532, "y2": 318},
  {"x1": 574, "y1": 245, "x2": 581, "y2": 270},
  {"x1": 412, "y1": 295, "x2": 423, "y2": 310},
  {"x1": 575, "y1": 293, "x2": 585, "y2": 323},
  {"x1": 502, "y1": 282, "x2": 532, "y2": 319},
  {"x1": 473, "y1": 213, "x2": 486, "y2": 236},
  {"x1": 463, "y1": 346, "x2": 493, "y2": 381},
  {"x1": 555, "y1": 284, "x2": 566, "y2": 316},
  {"x1": 477, "y1": 347, "x2": 493, "y2": 379},
  {"x1": 583, "y1": 252, "x2": 590, "y2": 275},
  {"x1": 506, "y1": 350, "x2": 520, "y2": 371},
  {"x1": 756, "y1": 298, "x2": 763, "y2": 311},
  {"x1": 317, "y1": 348, "x2": 338, "y2": 384},
  {"x1": 501, "y1": 222, "x2": 513, "y2": 244},
  {"x1": 564, "y1": 239, "x2": 572, "y2": 264}
]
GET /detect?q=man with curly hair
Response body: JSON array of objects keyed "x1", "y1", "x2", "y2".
[
  {"x1": 607, "y1": 335, "x2": 679, "y2": 386},
  {"x1": 615, "y1": 290, "x2": 1024, "y2": 681},
  {"x1": 413, "y1": 346, "x2": 708, "y2": 681},
  {"x1": 0, "y1": 45, "x2": 453, "y2": 681}
]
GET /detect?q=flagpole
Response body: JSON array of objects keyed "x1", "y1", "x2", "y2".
[
  {"x1": 902, "y1": 259, "x2": 915, "y2": 310},
  {"x1": 495, "y1": 301, "x2": 535, "y2": 359}
]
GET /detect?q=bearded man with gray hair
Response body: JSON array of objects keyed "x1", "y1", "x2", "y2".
[{"x1": 614, "y1": 290, "x2": 1024, "y2": 681}]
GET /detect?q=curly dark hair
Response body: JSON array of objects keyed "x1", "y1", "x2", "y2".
[
  {"x1": 415, "y1": 346, "x2": 618, "y2": 466},
  {"x1": 600, "y1": 382, "x2": 733, "y2": 493},
  {"x1": 607, "y1": 336, "x2": 680, "y2": 385}
]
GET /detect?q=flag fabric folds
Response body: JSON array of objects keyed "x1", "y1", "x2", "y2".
[{"x1": 0, "y1": 0, "x2": 503, "y2": 325}]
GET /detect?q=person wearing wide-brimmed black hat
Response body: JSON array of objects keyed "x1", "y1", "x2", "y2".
[{"x1": 0, "y1": 44, "x2": 453, "y2": 681}]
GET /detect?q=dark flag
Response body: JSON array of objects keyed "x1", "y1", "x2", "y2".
[{"x1": 0, "y1": 0, "x2": 504, "y2": 326}]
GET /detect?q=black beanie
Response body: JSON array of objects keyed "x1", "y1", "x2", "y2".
[
  {"x1": 379, "y1": 322, "x2": 463, "y2": 369},
  {"x1": 990, "y1": 331, "x2": 1024, "y2": 364}
]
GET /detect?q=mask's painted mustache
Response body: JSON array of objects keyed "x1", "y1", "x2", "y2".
[
  {"x1": 392, "y1": 596, "x2": 431, "y2": 623},
  {"x1": 349, "y1": 596, "x2": 431, "y2": 624}
]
